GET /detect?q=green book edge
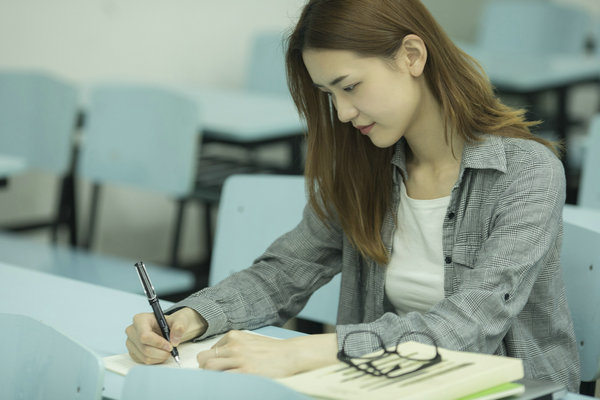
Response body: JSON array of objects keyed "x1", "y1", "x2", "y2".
[{"x1": 457, "y1": 382, "x2": 524, "y2": 400}]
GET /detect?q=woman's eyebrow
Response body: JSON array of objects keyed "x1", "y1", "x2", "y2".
[{"x1": 313, "y1": 75, "x2": 349, "y2": 88}]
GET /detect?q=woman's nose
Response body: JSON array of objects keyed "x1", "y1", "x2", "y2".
[{"x1": 334, "y1": 97, "x2": 359, "y2": 123}]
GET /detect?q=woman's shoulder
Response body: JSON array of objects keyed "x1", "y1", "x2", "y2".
[
  {"x1": 481, "y1": 134, "x2": 563, "y2": 171},
  {"x1": 468, "y1": 134, "x2": 566, "y2": 209}
]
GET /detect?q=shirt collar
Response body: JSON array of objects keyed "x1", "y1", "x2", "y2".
[{"x1": 391, "y1": 133, "x2": 508, "y2": 178}]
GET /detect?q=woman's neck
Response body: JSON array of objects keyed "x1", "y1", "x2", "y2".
[
  {"x1": 402, "y1": 94, "x2": 464, "y2": 200},
  {"x1": 403, "y1": 90, "x2": 463, "y2": 172}
]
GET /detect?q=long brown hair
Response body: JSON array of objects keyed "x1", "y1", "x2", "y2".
[{"x1": 285, "y1": 0, "x2": 558, "y2": 265}]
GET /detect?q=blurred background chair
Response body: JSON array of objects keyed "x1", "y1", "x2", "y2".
[
  {"x1": 0, "y1": 312, "x2": 104, "y2": 400},
  {"x1": 476, "y1": 0, "x2": 590, "y2": 55},
  {"x1": 187, "y1": 30, "x2": 304, "y2": 269},
  {"x1": 0, "y1": 70, "x2": 79, "y2": 244},
  {"x1": 561, "y1": 207, "x2": 600, "y2": 395},
  {"x1": 78, "y1": 83, "x2": 203, "y2": 289},
  {"x1": 210, "y1": 174, "x2": 340, "y2": 332},
  {"x1": 121, "y1": 365, "x2": 311, "y2": 400},
  {"x1": 578, "y1": 114, "x2": 600, "y2": 209},
  {"x1": 196, "y1": 29, "x2": 299, "y2": 172},
  {"x1": 244, "y1": 30, "x2": 289, "y2": 98},
  {"x1": 472, "y1": 0, "x2": 594, "y2": 203}
]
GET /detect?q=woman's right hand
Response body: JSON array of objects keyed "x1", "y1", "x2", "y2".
[{"x1": 125, "y1": 307, "x2": 207, "y2": 364}]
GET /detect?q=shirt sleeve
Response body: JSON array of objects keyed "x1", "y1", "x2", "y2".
[
  {"x1": 336, "y1": 146, "x2": 566, "y2": 357},
  {"x1": 167, "y1": 202, "x2": 344, "y2": 340}
]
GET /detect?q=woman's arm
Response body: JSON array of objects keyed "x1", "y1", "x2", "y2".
[
  {"x1": 126, "y1": 203, "x2": 343, "y2": 367},
  {"x1": 196, "y1": 330, "x2": 338, "y2": 378},
  {"x1": 168, "y1": 202, "x2": 344, "y2": 340},
  {"x1": 125, "y1": 306, "x2": 340, "y2": 376}
]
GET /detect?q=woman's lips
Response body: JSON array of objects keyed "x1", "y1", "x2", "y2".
[{"x1": 356, "y1": 123, "x2": 375, "y2": 135}]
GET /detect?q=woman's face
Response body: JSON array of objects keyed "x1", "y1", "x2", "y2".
[{"x1": 302, "y1": 45, "x2": 426, "y2": 148}]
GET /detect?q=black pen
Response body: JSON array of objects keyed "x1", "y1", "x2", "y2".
[{"x1": 133, "y1": 261, "x2": 181, "y2": 367}]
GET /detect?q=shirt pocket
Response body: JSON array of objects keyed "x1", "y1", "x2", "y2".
[{"x1": 451, "y1": 241, "x2": 479, "y2": 269}]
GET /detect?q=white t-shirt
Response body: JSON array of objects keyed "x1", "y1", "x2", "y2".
[{"x1": 385, "y1": 181, "x2": 450, "y2": 315}]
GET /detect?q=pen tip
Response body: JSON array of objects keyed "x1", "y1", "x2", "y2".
[{"x1": 175, "y1": 356, "x2": 181, "y2": 367}]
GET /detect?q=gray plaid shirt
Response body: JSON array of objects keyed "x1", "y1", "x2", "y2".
[{"x1": 172, "y1": 134, "x2": 580, "y2": 392}]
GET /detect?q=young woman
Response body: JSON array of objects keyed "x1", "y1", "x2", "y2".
[{"x1": 125, "y1": 0, "x2": 580, "y2": 391}]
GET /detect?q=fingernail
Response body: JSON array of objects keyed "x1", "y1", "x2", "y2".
[{"x1": 162, "y1": 342, "x2": 172, "y2": 352}]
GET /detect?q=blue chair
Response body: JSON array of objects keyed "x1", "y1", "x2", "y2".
[
  {"x1": 0, "y1": 70, "x2": 79, "y2": 243},
  {"x1": 476, "y1": 0, "x2": 590, "y2": 55},
  {"x1": 561, "y1": 206, "x2": 600, "y2": 395},
  {"x1": 79, "y1": 83, "x2": 200, "y2": 271},
  {"x1": 593, "y1": 16, "x2": 600, "y2": 55},
  {"x1": 244, "y1": 30, "x2": 289, "y2": 98},
  {"x1": 190, "y1": 31, "x2": 302, "y2": 258},
  {"x1": 121, "y1": 365, "x2": 310, "y2": 400},
  {"x1": 578, "y1": 115, "x2": 600, "y2": 209},
  {"x1": 0, "y1": 312, "x2": 104, "y2": 400},
  {"x1": 210, "y1": 174, "x2": 340, "y2": 326}
]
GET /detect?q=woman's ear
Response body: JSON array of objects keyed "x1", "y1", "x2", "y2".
[{"x1": 395, "y1": 34, "x2": 427, "y2": 77}]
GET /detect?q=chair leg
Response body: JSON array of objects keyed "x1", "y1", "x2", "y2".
[
  {"x1": 83, "y1": 183, "x2": 101, "y2": 251},
  {"x1": 204, "y1": 203, "x2": 214, "y2": 262},
  {"x1": 289, "y1": 135, "x2": 304, "y2": 174},
  {"x1": 52, "y1": 173, "x2": 78, "y2": 246},
  {"x1": 51, "y1": 176, "x2": 66, "y2": 243},
  {"x1": 580, "y1": 381, "x2": 596, "y2": 396},
  {"x1": 170, "y1": 199, "x2": 186, "y2": 268}
]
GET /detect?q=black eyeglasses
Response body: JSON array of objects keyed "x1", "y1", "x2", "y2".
[{"x1": 337, "y1": 330, "x2": 442, "y2": 379}]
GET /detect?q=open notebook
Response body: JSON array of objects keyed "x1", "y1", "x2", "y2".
[{"x1": 104, "y1": 333, "x2": 226, "y2": 375}]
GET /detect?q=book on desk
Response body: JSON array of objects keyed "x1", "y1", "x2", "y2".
[{"x1": 104, "y1": 337, "x2": 539, "y2": 400}]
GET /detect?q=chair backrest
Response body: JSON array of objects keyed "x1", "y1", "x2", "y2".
[
  {"x1": 578, "y1": 115, "x2": 600, "y2": 209},
  {"x1": 121, "y1": 365, "x2": 310, "y2": 400},
  {"x1": 561, "y1": 210, "x2": 600, "y2": 382},
  {"x1": 0, "y1": 70, "x2": 79, "y2": 174},
  {"x1": 594, "y1": 18, "x2": 600, "y2": 55},
  {"x1": 210, "y1": 174, "x2": 340, "y2": 325},
  {"x1": 244, "y1": 31, "x2": 289, "y2": 97},
  {"x1": 79, "y1": 83, "x2": 200, "y2": 197},
  {"x1": 477, "y1": 0, "x2": 590, "y2": 55},
  {"x1": 0, "y1": 312, "x2": 104, "y2": 400}
]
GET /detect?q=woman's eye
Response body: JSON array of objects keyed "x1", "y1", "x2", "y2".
[{"x1": 343, "y1": 83, "x2": 358, "y2": 92}]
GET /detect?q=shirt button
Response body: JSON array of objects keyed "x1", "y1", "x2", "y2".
[
  {"x1": 448, "y1": 211, "x2": 455, "y2": 220},
  {"x1": 445, "y1": 256, "x2": 452, "y2": 264}
]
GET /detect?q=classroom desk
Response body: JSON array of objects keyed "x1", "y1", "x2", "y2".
[
  {"x1": 81, "y1": 85, "x2": 306, "y2": 173},
  {"x1": 0, "y1": 262, "x2": 302, "y2": 399},
  {"x1": 2, "y1": 257, "x2": 594, "y2": 400},
  {"x1": 0, "y1": 232, "x2": 195, "y2": 296},
  {"x1": 0, "y1": 154, "x2": 26, "y2": 187},
  {"x1": 459, "y1": 44, "x2": 600, "y2": 142},
  {"x1": 181, "y1": 87, "x2": 306, "y2": 173}
]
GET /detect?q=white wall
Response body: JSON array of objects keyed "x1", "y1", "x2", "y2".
[{"x1": 0, "y1": 0, "x2": 306, "y2": 87}]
